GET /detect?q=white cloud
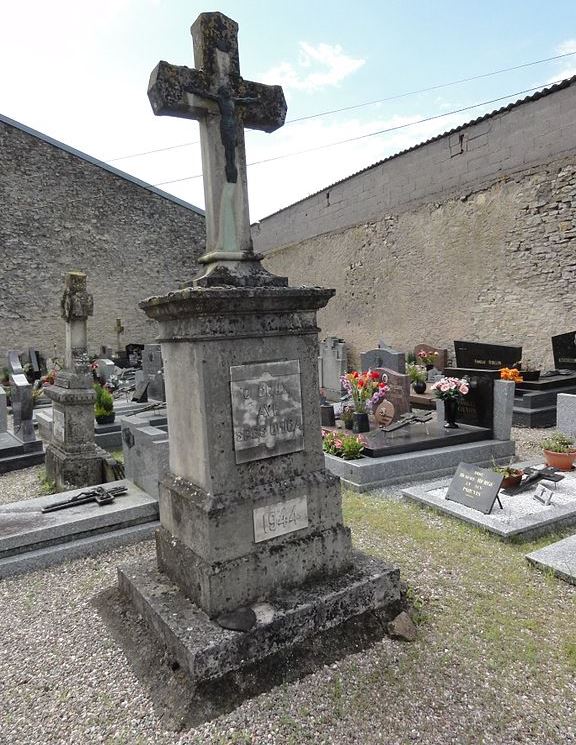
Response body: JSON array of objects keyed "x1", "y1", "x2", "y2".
[
  {"x1": 557, "y1": 39, "x2": 576, "y2": 56},
  {"x1": 261, "y1": 42, "x2": 365, "y2": 93},
  {"x1": 543, "y1": 39, "x2": 576, "y2": 84}
]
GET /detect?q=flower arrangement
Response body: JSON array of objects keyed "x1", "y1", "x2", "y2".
[
  {"x1": 322, "y1": 430, "x2": 365, "y2": 460},
  {"x1": 430, "y1": 376, "x2": 470, "y2": 400},
  {"x1": 340, "y1": 370, "x2": 390, "y2": 414},
  {"x1": 406, "y1": 363, "x2": 427, "y2": 384},
  {"x1": 500, "y1": 367, "x2": 523, "y2": 383},
  {"x1": 416, "y1": 349, "x2": 439, "y2": 366}
]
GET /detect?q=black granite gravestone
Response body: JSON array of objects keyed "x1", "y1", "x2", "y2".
[
  {"x1": 552, "y1": 331, "x2": 576, "y2": 371},
  {"x1": 443, "y1": 368, "x2": 499, "y2": 430},
  {"x1": 454, "y1": 340, "x2": 521, "y2": 371},
  {"x1": 446, "y1": 463, "x2": 503, "y2": 514},
  {"x1": 132, "y1": 381, "x2": 149, "y2": 403}
]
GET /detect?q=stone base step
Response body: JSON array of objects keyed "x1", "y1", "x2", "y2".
[{"x1": 118, "y1": 551, "x2": 401, "y2": 685}]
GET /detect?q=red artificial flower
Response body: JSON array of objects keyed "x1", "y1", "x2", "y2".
[
  {"x1": 371, "y1": 371, "x2": 380, "y2": 380},
  {"x1": 357, "y1": 379, "x2": 364, "y2": 387},
  {"x1": 378, "y1": 382, "x2": 386, "y2": 389},
  {"x1": 352, "y1": 371, "x2": 359, "y2": 378}
]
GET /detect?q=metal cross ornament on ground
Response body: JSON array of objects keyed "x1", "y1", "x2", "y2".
[{"x1": 148, "y1": 12, "x2": 288, "y2": 287}]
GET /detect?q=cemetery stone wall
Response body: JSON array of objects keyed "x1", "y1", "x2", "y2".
[
  {"x1": 255, "y1": 79, "x2": 576, "y2": 370},
  {"x1": 0, "y1": 114, "x2": 205, "y2": 362}
]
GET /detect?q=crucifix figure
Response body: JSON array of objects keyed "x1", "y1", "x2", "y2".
[{"x1": 148, "y1": 12, "x2": 288, "y2": 287}]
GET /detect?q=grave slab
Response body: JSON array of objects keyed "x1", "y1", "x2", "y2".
[
  {"x1": 326, "y1": 438, "x2": 515, "y2": 491},
  {"x1": 402, "y1": 463, "x2": 576, "y2": 540},
  {"x1": 118, "y1": 551, "x2": 400, "y2": 685},
  {"x1": 0, "y1": 431, "x2": 44, "y2": 473},
  {"x1": 0, "y1": 480, "x2": 158, "y2": 577},
  {"x1": 526, "y1": 534, "x2": 576, "y2": 585}
]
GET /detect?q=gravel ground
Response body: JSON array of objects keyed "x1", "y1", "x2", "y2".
[{"x1": 0, "y1": 426, "x2": 574, "y2": 744}]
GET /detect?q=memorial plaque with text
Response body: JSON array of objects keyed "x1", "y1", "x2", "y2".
[
  {"x1": 253, "y1": 496, "x2": 309, "y2": 542},
  {"x1": 230, "y1": 360, "x2": 304, "y2": 463},
  {"x1": 454, "y1": 340, "x2": 521, "y2": 370},
  {"x1": 446, "y1": 463, "x2": 503, "y2": 514},
  {"x1": 552, "y1": 330, "x2": 576, "y2": 370}
]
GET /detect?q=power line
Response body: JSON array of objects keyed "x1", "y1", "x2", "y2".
[
  {"x1": 153, "y1": 78, "x2": 566, "y2": 187},
  {"x1": 105, "y1": 49, "x2": 576, "y2": 163}
]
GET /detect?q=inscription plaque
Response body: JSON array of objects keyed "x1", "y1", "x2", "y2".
[
  {"x1": 53, "y1": 410, "x2": 65, "y2": 442},
  {"x1": 446, "y1": 463, "x2": 503, "y2": 514},
  {"x1": 253, "y1": 495, "x2": 309, "y2": 543},
  {"x1": 230, "y1": 360, "x2": 304, "y2": 463}
]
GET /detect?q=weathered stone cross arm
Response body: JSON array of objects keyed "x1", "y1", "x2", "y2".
[{"x1": 148, "y1": 61, "x2": 286, "y2": 132}]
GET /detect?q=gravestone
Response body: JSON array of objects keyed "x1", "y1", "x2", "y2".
[
  {"x1": 319, "y1": 337, "x2": 347, "y2": 400},
  {"x1": 443, "y1": 368, "x2": 499, "y2": 430},
  {"x1": 44, "y1": 273, "x2": 103, "y2": 490},
  {"x1": 142, "y1": 344, "x2": 165, "y2": 401},
  {"x1": 94, "y1": 359, "x2": 115, "y2": 382},
  {"x1": 119, "y1": 11, "x2": 400, "y2": 688},
  {"x1": 375, "y1": 367, "x2": 410, "y2": 421},
  {"x1": 7, "y1": 352, "x2": 35, "y2": 442},
  {"x1": 27, "y1": 349, "x2": 42, "y2": 381},
  {"x1": 414, "y1": 343, "x2": 448, "y2": 372},
  {"x1": 552, "y1": 331, "x2": 576, "y2": 371},
  {"x1": 376, "y1": 341, "x2": 405, "y2": 374},
  {"x1": 454, "y1": 340, "x2": 521, "y2": 371},
  {"x1": 126, "y1": 343, "x2": 145, "y2": 368}
]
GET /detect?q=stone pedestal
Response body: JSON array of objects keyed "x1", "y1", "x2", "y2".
[
  {"x1": 119, "y1": 284, "x2": 401, "y2": 683},
  {"x1": 144, "y1": 287, "x2": 352, "y2": 616},
  {"x1": 44, "y1": 375, "x2": 103, "y2": 490}
]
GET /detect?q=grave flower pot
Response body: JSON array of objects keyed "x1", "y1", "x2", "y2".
[
  {"x1": 543, "y1": 449, "x2": 576, "y2": 471},
  {"x1": 96, "y1": 413, "x2": 116, "y2": 425},
  {"x1": 412, "y1": 380, "x2": 427, "y2": 394},
  {"x1": 444, "y1": 397, "x2": 459, "y2": 429},
  {"x1": 500, "y1": 470, "x2": 523, "y2": 490},
  {"x1": 352, "y1": 412, "x2": 370, "y2": 433}
]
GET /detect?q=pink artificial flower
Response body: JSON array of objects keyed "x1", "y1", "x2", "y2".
[
  {"x1": 440, "y1": 383, "x2": 450, "y2": 392},
  {"x1": 459, "y1": 384, "x2": 469, "y2": 395}
]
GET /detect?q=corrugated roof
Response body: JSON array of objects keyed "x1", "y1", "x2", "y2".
[
  {"x1": 258, "y1": 75, "x2": 576, "y2": 223},
  {"x1": 0, "y1": 112, "x2": 205, "y2": 217}
]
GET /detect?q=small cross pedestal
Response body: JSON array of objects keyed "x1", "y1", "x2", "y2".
[
  {"x1": 44, "y1": 272, "x2": 103, "y2": 490},
  {"x1": 148, "y1": 12, "x2": 288, "y2": 287}
]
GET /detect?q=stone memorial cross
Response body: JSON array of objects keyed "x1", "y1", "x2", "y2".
[
  {"x1": 148, "y1": 12, "x2": 287, "y2": 286},
  {"x1": 61, "y1": 272, "x2": 94, "y2": 375},
  {"x1": 114, "y1": 318, "x2": 124, "y2": 354}
]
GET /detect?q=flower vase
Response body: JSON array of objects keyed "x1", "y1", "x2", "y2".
[
  {"x1": 412, "y1": 380, "x2": 426, "y2": 394},
  {"x1": 444, "y1": 397, "x2": 459, "y2": 429},
  {"x1": 352, "y1": 412, "x2": 370, "y2": 433}
]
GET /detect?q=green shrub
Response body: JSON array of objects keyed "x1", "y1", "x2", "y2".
[
  {"x1": 541, "y1": 432, "x2": 575, "y2": 453},
  {"x1": 93, "y1": 383, "x2": 114, "y2": 418}
]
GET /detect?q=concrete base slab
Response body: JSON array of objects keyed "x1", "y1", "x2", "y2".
[
  {"x1": 325, "y1": 438, "x2": 515, "y2": 492},
  {"x1": 118, "y1": 551, "x2": 401, "y2": 685},
  {"x1": 0, "y1": 480, "x2": 159, "y2": 577},
  {"x1": 526, "y1": 534, "x2": 576, "y2": 584},
  {"x1": 402, "y1": 463, "x2": 576, "y2": 540}
]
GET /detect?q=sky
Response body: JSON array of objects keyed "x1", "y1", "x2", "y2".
[{"x1": 2, "y1": 1, "x2": 576, "y2": 221}]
